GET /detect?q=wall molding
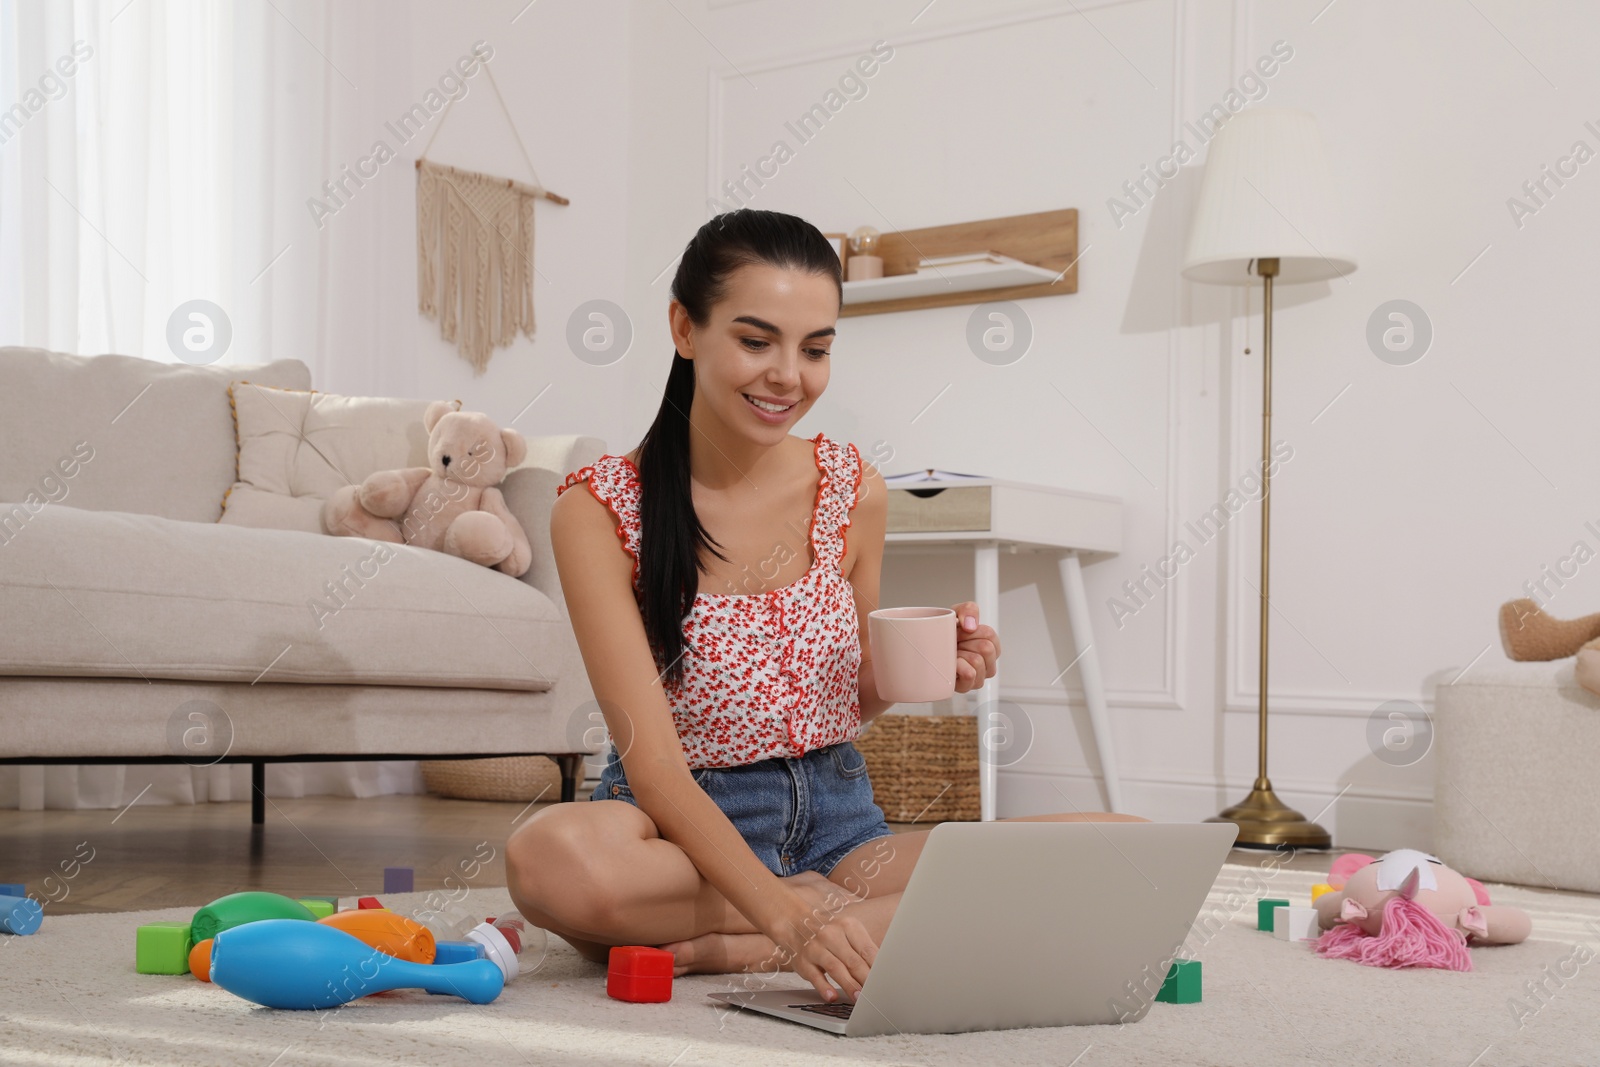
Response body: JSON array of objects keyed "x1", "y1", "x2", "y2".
[
  {"x1": 1222, "y1": 692, "x2": 1436, "y2": 718},
  {"x1": 1002, "y1": 682, "x2": 1433, "y2": 718},
  {"x1": 1002, "y1": 760, "x2": 1434, "y2": 807},
  {"x1": 702, "y1": 0, "x2": 1151, "y2": 77},
  {"x1": 1000, "y1": 762, "x2": 1435, "y2": 851}
]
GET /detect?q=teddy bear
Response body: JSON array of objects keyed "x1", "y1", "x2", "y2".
[
  {"x1": 1313, "y1": 849, "x2": 1531, "y2": 971},
  {"x1": 1498, "y1": 597, "x2": 1600, "y2": 696},
  {"x1": 321, "y1": 401, "x2": 532, "y2": 578}
]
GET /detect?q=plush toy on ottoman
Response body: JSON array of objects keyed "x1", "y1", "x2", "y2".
[
  {"x1": 322, "y1": 401, "x2": 532, "y2": 578},
  {"x1": 1499, "y1": 597, "x2": 1600, "y2": 696}
]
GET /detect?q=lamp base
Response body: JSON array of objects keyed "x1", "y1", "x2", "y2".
[{"x1": 1205, "y1": 780, "x2": 1331, "y2": 850}]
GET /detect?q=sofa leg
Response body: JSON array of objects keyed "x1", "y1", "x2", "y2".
[
  {"x1": 554, "y1": 755, "x2": 583, "y2": 803},
  {"x1": 251, "y1": 761, "x2": 265, "y2": 825}
]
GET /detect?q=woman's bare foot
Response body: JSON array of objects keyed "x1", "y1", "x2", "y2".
[
  {"x1": 661, "y1": 931, "x2": 783, "y2": 976},
  {"x1": 659, "y1": 870, "x2": 858, "y2": 976}
]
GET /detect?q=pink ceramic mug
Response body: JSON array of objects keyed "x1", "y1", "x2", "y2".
[{"x1": 868, "y1": 607, "x2": 957, "y2": 703}]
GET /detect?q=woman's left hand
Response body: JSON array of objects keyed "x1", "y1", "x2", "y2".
[{"x1": 952, "y1": 601, "x2": 1000, "y2": 694}]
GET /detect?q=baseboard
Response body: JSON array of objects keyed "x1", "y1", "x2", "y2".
[{"x1": 996, "y1": 764, "x2": 1433, "y2": 853}]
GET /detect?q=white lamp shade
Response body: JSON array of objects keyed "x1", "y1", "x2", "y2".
[{"x1": 1181, "y1": 107, "x2": 1356, "y2": 286}]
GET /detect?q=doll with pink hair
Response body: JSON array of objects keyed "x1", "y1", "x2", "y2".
[{"x1": 1313, "y1": 850, "x2": 1532, "y2": 971}]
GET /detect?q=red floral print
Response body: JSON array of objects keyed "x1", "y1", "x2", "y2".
[{"x1": 557, "y1": 432, "x2": 864, "y2": 768}]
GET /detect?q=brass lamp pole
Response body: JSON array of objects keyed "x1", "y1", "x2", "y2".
[
  {"x1": 1204, "y1": 257, "x2": 1329, "y2": 850},
  {"x1": 1181, "y1": 108, "x2": 1353, "y2": 852}
]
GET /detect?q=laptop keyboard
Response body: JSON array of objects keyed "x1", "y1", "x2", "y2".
[{"x1": 793, "y1": 1001, "x2": 854, "y2": 1020}]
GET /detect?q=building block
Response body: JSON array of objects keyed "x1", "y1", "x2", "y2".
[
  {"x1": 1257, "y1": 898, "x2": 1290, "y2": 931},
  {"x1": 297, "y1": 898, "x2": 336, "y2": 919},
  {"x1": 1154, "y1": 959, "x2": 1201, "y2": 1004},
  {"x1": 1272, "y1": 905, "x2": 1320, "y2": 942},
  {"x1": 0, "y1": 883, "x2": 25, "y2": 898},
  {"x1": 1310, "y1": 882, "x2": 1335, "y2": 903},
  {"x1": 136, "y1": 921, "x2": 193, "y2": 975},
  {"x1": 384, "y1": 867, "x2": 414, "y2": 894},
  {"x1": 357, "y1": 896, "x2": 386, "y2": 911},
  {"x1": 607, "y1": 945, "x2": 674, "y2": 1003},
  {"x1": 299, "y1": 894, "x2": 340, "y2": 906}
]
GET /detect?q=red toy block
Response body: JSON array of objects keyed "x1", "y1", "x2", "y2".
[{"x1": 607, "y1": 946, "x2": 673, "y2": 1003}]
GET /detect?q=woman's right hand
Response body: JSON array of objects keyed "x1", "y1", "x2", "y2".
[{"x1": 762, "y1": 890, "x2": 879, "y2": 1003}]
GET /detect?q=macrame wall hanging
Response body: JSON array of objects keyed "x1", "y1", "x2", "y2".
[{"x1": 415, "y1": 66, "x2": 569, "y2": 375}]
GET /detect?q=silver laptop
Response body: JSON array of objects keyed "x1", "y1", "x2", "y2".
[{"x1": 706, "y1": 821, "x2": 1237, "y2": 1037}]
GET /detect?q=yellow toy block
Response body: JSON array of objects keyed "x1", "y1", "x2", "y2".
[{"x1": 1311, "y1": 883, "x2": 1335, "y2": 903}]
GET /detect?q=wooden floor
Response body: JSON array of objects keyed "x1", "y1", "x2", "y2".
[{"x1": 0, "y1": 793, "x2": 1348, "y2": 915}]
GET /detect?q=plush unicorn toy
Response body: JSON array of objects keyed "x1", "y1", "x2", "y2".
[{"x1": 1313, "y1": 850, "x2": 1532, "y2": 971}]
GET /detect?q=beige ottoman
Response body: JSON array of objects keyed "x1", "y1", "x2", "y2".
[{"x1": 1433, "y1": 659, "x2": 1600, "y2": 893}]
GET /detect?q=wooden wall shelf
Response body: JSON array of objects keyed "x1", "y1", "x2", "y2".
[{"x1": 838, "y1": 208, "x2": 1078, "y2": 318}]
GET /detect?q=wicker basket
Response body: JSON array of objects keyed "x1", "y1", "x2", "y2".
[
  {"x1": 420, "y1": 756, "x2": 563, "y2": 803},
  {"x1": 854, "y1": 714, "x2": 980, "y2": 823}
]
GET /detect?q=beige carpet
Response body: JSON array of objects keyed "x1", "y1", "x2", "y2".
[{"x1": 3, "y1": 863, "x2": 1598, "y2": 1066}]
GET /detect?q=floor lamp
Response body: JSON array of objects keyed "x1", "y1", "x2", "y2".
[{"x1": 1181, "y1": 108, "x2": 1356, "y2": 849}]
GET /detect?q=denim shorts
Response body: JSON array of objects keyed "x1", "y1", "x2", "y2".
[{"x1": 591, "y1": 740, "x2": 895, "y2": 878}]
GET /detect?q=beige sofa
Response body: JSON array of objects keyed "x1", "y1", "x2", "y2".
[{"x1": 0, "y1": 347, "x2": 606, "y2": 822}]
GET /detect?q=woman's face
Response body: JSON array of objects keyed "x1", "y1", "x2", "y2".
[{"x1": 672, "y1": 261, "x2": 838, "y2": 440}]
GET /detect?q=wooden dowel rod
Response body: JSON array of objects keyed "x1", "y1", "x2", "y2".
[{"x1": 413, "y1": 158, "x2": 569, "y2": 205}]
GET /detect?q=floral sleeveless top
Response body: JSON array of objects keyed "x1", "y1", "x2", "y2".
[{"x1": 556, "y1": 432, "x2": 865, "y2": 769}]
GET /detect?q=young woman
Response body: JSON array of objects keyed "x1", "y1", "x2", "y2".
[{"x1": 506, "y1": 209, "x2": 1143, "y2": 1006}]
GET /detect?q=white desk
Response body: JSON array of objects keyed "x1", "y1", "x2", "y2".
[{"x1": 882, "y1": 476, "x2": 1124, "y2": 818}]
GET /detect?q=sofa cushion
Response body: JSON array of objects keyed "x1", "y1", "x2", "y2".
[
  {"x1": 0, "y1": 504, "x2": 560, "y2": 691},
  {"x1": 222, "y1": 383, "x2": 459, "y2": 533},
  {"x1": 0, "y1": 347, "x2": 311, "y2": 524}
]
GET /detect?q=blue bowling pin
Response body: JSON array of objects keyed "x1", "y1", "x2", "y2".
[
  {"x1": 0, "y1": 894, "x2": 42, "y2": 936},
  {"x1": 211, "y1": 919, "x2": 503, "y2": 1010}
]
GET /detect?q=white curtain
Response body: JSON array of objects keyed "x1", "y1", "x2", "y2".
[
  {"x1": 2, "y1": 0, "x2": 324, "y2": 362},
  {"x1": 0, "y1": 0, "x2": 422, "y2": 809}
]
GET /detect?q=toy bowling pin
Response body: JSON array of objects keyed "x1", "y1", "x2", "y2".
[{"x1": 210, "y1": 919, "x2": 503, "y2": 1009}]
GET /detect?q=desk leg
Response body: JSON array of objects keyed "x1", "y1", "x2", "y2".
[
  {"x1": 975, "y1": 543, "x2": 1000, "y2": 821},
  {"x1": 1060, "y1": 551, "x2": 1123, "y2": 813}
]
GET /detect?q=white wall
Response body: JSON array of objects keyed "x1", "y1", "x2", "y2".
[
  {"x1": 305, "y1": 0, "x2": 631, "y2": 437},
  {"x1": 310, "y1": 0, "x2": 1600, "y2": 850}
]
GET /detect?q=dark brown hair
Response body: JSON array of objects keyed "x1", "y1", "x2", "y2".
[{"x1": 635, "y1": 209, "x2": 843, "y2": 687}]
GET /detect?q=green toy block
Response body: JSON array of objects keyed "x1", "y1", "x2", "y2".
[
  {"x1": 1257, "y1": 898, "x2": 1290, "y2": 931},
  {"x1": 300, "y1": 894, "x2": 340, "y2": 906},
  {"x1": 135, "y1": 921, "x2": 193, "y2": 975},
  {"x1": 1155, "y1": 959, "x2": 1201, "y2": 1004},
  {"x1": 297, "y1": 898, "x2": 335, "y2": 919}
]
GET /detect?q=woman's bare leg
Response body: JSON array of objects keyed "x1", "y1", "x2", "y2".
[{"x1": 504, "y1": 798, "x2": 841, "y2": 957}]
